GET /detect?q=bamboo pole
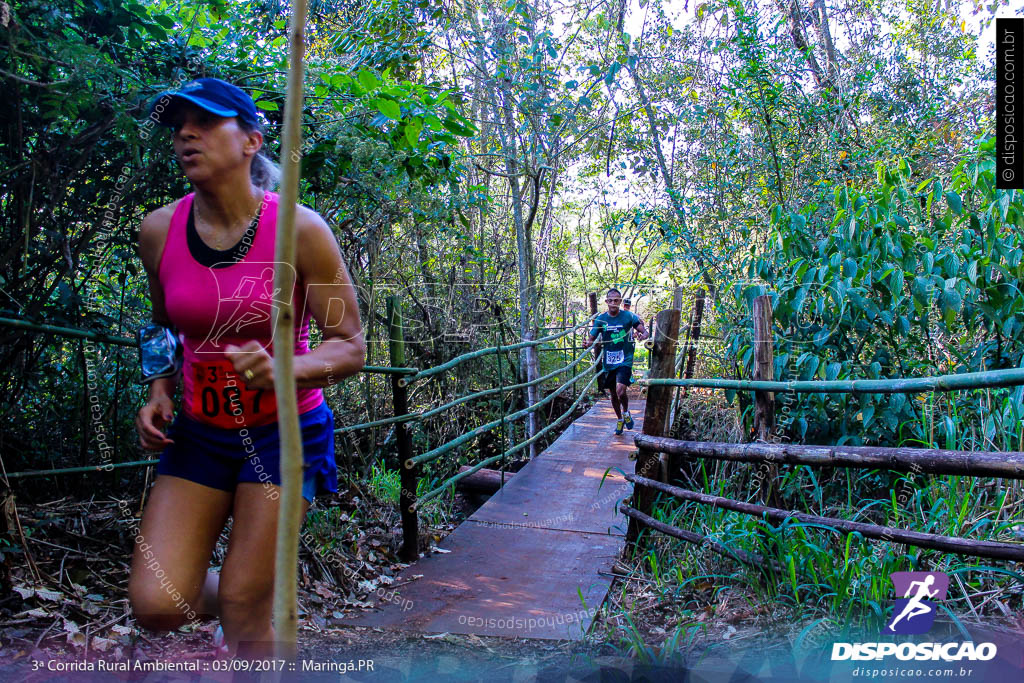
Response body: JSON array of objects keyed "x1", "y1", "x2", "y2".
[
  {"x1": 571, "y1": 309, "x2": 578, "y2": 401},
  {"x1": 0, "y1": 316, "x2": 136, "y2": 346},
  {"x1": 416, "y1": 369, "x2": 602, "y2": 505},
  {"x1": 362, "y1": 365, "x2": 418, "y2": 375},
  {"x1": 398, "y1": 312, "x2": 597, "y2": 386},
  {"x1": 408, "y1": 356, "x2": 600, "y2": 467},
  {"x1": 337, "y1": 347, "x2": 593, "y2": 437},
  {"x1": 5, "y1": 459, "x2": 158, "y2": 479},
  {"x1": 633, "y1": 435, "x2": 1024, "y2": 479},
  {"x1": 271, "y1": 0, "x2": 310, "y2": 661},
  {"x1": 639, "y1": 367, "x2": 1024, "y2": 393},
  {"x1": 624, "y1": 474, "x2": 1024, "y2": 562}
]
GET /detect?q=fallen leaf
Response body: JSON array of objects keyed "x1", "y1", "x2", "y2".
[
  {"x1": 65, "y1": 620, "x2": 86, "y2": 647},
  {"x1": 91, "y1": 636, "x2": 115, "y2": 653}
]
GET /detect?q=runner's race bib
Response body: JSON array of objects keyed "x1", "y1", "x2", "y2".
[
  {"x1": 189, "y1": 358, "x2": 274, "y2": 428},
  {"x1": 605, "y1": 349, "x2": 625, "y2": 366}
]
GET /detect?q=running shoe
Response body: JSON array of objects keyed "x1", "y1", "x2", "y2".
[
  {"x1": 623, "y1": 411, "x2": 634, "y2": 430},
  {"x1": 615, "y1": 419, "x2": 624, "y2": 435}
]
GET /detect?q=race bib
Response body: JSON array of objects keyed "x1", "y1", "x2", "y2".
[
  {"x1": 189, "y1": 358, "x2": 274, "y2": 428},
  {"x1": 605, "y1": 350, "x2": 625, "y2": 366}
]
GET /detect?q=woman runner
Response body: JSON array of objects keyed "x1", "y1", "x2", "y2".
[{"x1": 130, "y1": 78, "x2": 366, "y2": 659}]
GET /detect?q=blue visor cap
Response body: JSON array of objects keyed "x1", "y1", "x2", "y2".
[{"x1": 147, "y1": 77, "x2": 258, "y2": 128}]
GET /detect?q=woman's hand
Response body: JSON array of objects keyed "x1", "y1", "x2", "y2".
[
  {"x1": 136, "y1": 394, "x2": 176, "y2": 451},
  {"x1": 224, "y1": 341, "x2": 274, "y2": 389}
]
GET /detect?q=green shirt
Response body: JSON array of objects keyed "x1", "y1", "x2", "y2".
[{"x1": 590, "y1": 310, "x2": 642, "y2": 370}]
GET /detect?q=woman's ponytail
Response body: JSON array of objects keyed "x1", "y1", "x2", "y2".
[{"x1": 250, "y1": 151, "x2": 281, "y2": 192}]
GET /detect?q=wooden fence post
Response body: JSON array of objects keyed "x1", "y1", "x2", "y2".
[
  {"x1": 667, "y1": 285, "x2": 684, "y2": 426},
  {"x1": 671, "y1": 285, "x2": 683, "y2": 311},
  {"x1": 682, "y1": 288, "x2": 706, "y2": 393},
  {"x1": 752, "y1": 294, "x2": 779, "y2": 506},
  {"x1": 389, "y1": 296, "x2": 419, "y2": 562},
  {"x1": 625, "y1": 308, "x2": 680, "y2": 551}
]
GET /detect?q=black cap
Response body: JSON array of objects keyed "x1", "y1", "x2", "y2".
[{"x1": 147, "y1": 77, "x2": 259, "y2": 128}]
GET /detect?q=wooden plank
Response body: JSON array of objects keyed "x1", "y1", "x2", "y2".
[{"x1": 339, "y1": 399, "x2": 643, "y2": 639}]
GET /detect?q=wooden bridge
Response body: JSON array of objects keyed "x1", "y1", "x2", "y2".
[{"x1": 342, "y1": 398, "x2": 643, "y2": 639}]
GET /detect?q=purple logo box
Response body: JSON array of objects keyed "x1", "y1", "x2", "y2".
[{"x1": 884, "y1": 572, "x2": 949, "y2": 635}]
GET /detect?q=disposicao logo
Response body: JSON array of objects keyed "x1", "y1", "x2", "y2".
[
  {"x1": 885, "y1": 571, "x2": 949, "y2": 635},
  {"x1": 831, "y1": 571, "x2": 997, "y2": 662}
]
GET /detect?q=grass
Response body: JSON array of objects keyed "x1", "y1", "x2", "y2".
[{"x1": 366, "y1": 461, "x2": 456, "y2": 528}]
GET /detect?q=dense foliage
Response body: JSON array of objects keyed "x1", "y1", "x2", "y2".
[{"x1": 1, "y1": 0, "x2": 1020, "y2": 651}]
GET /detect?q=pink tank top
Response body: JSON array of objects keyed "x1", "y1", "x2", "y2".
[{"x1": 158, "y1": 191, "x2": 324, "y2": 428}]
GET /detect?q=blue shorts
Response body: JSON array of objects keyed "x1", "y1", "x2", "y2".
[
  {"x1": 600, "y1": 365, "x2": 633, "y2": 391},
  {"x1": 156, "y1": 400, "x2": 338, "y2": 503}
]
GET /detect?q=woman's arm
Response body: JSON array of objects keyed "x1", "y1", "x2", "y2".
[
  {"x1": 226, "y1": 207, "x2": 366, "y2": 390},
  {"x1": 292, "y1": 208, "x2": 366, "y2": 388},
  {"x1": 136, "y1": 206, "x2": 179, "y2": 450}
]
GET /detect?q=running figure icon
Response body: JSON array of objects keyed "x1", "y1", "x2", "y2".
[{"x1": 887, "y1": 574, "x2": 939, "y2": 632}]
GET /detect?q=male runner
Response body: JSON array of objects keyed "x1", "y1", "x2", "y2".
[
  {"x1": 585, "y1": 288, "x2": 648, "y2": 434},
  {"x1": 622, "y1": 297, "x2": 640, "y2": 351}
]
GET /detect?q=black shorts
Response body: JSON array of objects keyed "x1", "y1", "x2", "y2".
[{"x1": 600, "y1": 365, "x2": 632, "y2": 391}]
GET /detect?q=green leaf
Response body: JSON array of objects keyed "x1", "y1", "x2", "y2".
[
  {"x1": 603, "y1": 62, "x2": 622, "y2": 86},
  {"x1": 946, "y1": 191, "x2": 963, "y2": 215},
  {"x1": 804, "y1": 355, "x2": 821, "y2": 380},
  {"x1": 862, "y1": 404, "x2": 875, "y2": 427},
  {"x1": 404, "y1": 117, "x2": 423, "y2": 146},
  {"x1": 441, "y1": 117, "x2": 475, "y2": 136},
  {"x1": 826, "y1": 361, "x2": 841, "y2": 381},
  {"x1": 255, "y1": 100, "x2": 278, "y2": 111},
  {"x1": 376, "y1": 98, "x2": 402, "y2": 120},
  {"x1": 358, "y1": 69, "x2": 381, "y2": 91}
]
